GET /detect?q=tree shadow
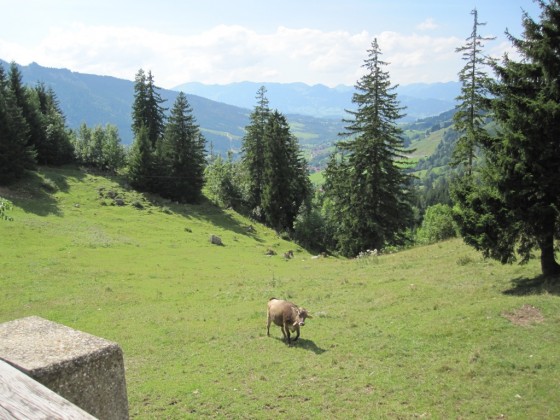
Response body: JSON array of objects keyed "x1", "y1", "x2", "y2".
[
  {"x1": 503, "y1": 275, "x2": 560, "y2": 296},
  {"x1": 0, "y1": 168, "x2": 86, "y2": 217},
  {"x1": 170, "y1": 197, "x2": 264, "y2": 242}
]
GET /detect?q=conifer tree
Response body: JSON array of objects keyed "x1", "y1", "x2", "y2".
[
  {"x1": 261, "y1": 110, "x2": 311, "y2": 232},
  {"x1": 8, "y1": 62, "x2": 43, "y2": 160},
  {"x1": 0, "y1": 65, "x2": 35, "y2": 184},
  {"x1": 453, "y1": 0, "x2": 560, "y2": 276},
  {"x1": 452, "y1": 8, "x2": 495, "y2": 175},
  {"x1": 324, "y1": 39, "x2": 414, "y2": 256},
  {"x1": 127, "y1": 125, "x2": 154, "y2": 191},
  {"x1": 159, "y1": 92, "x2": 206, "y2": 202},
  {"x1": 132, "y1": 69, "x2": 148, "y2": 137},
  {"x1": 242, "y1": 86, "x2": 270, "y2": 218},
  {"x1": 33, "y1": 84, "x2": 74, "y2": 165},
  {"x1": 131, "y1": 69, "x2": 166, "y2": 148}
]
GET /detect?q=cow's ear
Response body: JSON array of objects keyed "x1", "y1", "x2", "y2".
[{"x1": 307, "y1": 313, "x2": 313, "y2": 319}]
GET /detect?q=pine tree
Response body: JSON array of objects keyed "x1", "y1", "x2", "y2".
[
  {"x1": 131, "y1": 69, "x2": 148, "y2": 138},
  {"x1": 260, "y1": 111, "x2": 311, "y2": 232},
  {"x1": 33, "y1": 84, "x2": 74, "y2": 165},
  {"x1": 453, "y1": 0, "x2": 560, "y2": 276},
  {"x1": 7, "y1": 62, "x2": 43, "y2": 161},
  {"x1": 127, "y1": 125, "x2": 154, "y2": 191},
  {"x1": 131, "y1": 69, "x2": 166, "y2": 148},
  {"x1": 145, "y1": 71, "x2": 167, "y2": 148},
  {"x1": 0, "y1": 64, "x2": 35, "y2": 184},
  {"x1": 242, "y1": 86, "x2": 270, "y2": 218},
  {"x1": 452, "y1": 8, "x2": 495, "y2": 176},
  {"x1": 324, "y1": 39, "x2": 414, "y2": 256},
  {"x1": 159, "y1": 92, "x2": 206, "y2": 202}
]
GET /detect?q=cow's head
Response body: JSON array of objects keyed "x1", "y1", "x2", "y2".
[{"x1": 294, "y1": 307, "x2": 312, "y2": 327}]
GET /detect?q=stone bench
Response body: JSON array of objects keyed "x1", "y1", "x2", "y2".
[{"x1": 0, "y1": 316, "x2": 128, "y2": 419}]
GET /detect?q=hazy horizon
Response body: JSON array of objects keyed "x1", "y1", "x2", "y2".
[{"x1": 1, "y1": 0, "x2": 540, "y2": 88}]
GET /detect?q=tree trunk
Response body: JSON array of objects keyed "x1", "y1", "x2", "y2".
[{"x1": 539, "y1": 231, "x2": 560, "y2": 277}]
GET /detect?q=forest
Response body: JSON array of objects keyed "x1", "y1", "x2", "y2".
[{"x1": 1, "y1": 1, "x2": 559, "y2": 276}]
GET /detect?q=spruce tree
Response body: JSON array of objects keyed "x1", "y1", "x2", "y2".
[
  {"x1": 145, "y1": 71, "x2": 167, "y2": 148},
  {"x1": 131, "y1": 69, "x2": 166, "y2": 148},
  {"x1": 0, "y1": 65, "x2": 35, "y2": 184},
  {"x1": 159, "y1": 92, "x2": 206, "y2": 202},
  {"x1": 242, "y1": 86, "x2": 270, "y2": 218},
  {"x1": 34, "y1": 84, "x2": 74, "y2": 165},
  {"x1": 127, "y1": 125, "x2": 154, "y2": 191},
  {"x1": 8, "y1": 62, "x2": 44, "y2": 162},
  {"x1": 261, "y1": 110, "x2": 310, "y2": 232},
  {"x1": 132, "y1": 69, "x2": 148, "y2": 138},
  {"x1": 452, "y1": 8, "x2": 495, "y2": 176},
  {"x1": 453, "y1": 0, "x2": 560, "y2": 276},
  {"x1": 324, "y1": 39, "x2": 414, "y2": 256}
]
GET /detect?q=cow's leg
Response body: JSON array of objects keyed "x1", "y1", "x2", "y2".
[
  {"x1": 293, "y1": 326, "x2": 300, "y2": 342},
  {"x1": 282, "y1": 322, "x2": 290, "y2": 343},
  {"x1": 266, "y1": 312, "x2": 271, "y2": 337}
]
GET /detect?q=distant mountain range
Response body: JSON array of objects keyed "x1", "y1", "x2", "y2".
[
  {"x1": 1, "y1": 59, "x2": 458, "y2": 155},
  {"x1": 174, "y1": 81, "x2": 460, "y2": 121}
]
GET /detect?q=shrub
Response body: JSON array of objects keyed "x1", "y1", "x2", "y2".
[
  {"x1": 416, "y1": 203, "x2": 458, "y2": 244},
  {"x1": 0, "y1": 198, "x2": 13, "y2": 221}
]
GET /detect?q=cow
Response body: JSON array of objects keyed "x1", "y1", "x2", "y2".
[{"x1": 267, "y1": 298, "x2": 312, "y2": 343}]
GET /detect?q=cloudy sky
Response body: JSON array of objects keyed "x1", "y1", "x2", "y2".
[{"x1": 1, "y1": 0, "x2": 542, "y2": 88}]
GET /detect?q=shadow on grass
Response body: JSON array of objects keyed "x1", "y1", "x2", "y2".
[
  {"x1": 503, "y1": 275, "x2": 560, "y2": 296},
  {"x1": 1, "y1": 167, "x2": 86, "y2": 217},
  {"x1": 295, "y1": 338, "x2": 327, "y2": 354},
  {"x1": 171, "y1": 197, "x2": 265, "y2": 242},
  {"x1": 270, "y1": 336, "x2": 326, "y2": 354},
  {"x1": 102, "y1": 169, "x2": 265, "y2": 241}
]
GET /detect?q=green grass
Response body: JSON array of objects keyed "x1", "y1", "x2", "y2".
[
  {"x1": 1, "y1": 167, "x2": 559, "y2": 419},
  {"x1": 408, "y1": 128, "x2": 446, "y2": 159},
  {"x1": 309, "y1": 171, "x2": 324, "y2": 186}
]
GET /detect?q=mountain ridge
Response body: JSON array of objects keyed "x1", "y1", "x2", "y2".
[
  {"x1": 1, "y1": 59, "x2": 457, "y2": 156},
  {"x1": 173, "y1": 80, "x2": 460, "y2": 121}
]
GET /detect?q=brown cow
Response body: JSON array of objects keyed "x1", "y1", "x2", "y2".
[{"x1": 267, "y1": 298, "x2": 312, "y2": 343}]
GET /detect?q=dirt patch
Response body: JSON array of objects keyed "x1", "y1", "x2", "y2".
[{"x1": 502, "y1": 304, "x2": 544, "y2": 326}]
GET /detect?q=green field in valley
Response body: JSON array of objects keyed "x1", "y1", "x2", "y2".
[{"x1": 1, "y1": 167, "x2": 559, "y2": 418}]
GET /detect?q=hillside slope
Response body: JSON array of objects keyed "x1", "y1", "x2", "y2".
[
  {"x1": 1, "y1": 60, "x2": 344, "y2": 155},
  {"x1": 1, "y1": 167, "x2": 558, "y2": 418}
]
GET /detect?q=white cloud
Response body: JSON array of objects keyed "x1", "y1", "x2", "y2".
[
  {"x1": 376, "y1": 31, "x2": 462, "y2": 84},
  {"x1": 0, "y1": 23, "x2": 464, "y2": 87},
  {"x1": 417, "y1": 18, "x2": 439, "y2": 31}
]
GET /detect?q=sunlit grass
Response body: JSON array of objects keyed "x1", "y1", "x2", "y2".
[{"x1": 1, "y1": 167, "x2": 558, "y2": 418}]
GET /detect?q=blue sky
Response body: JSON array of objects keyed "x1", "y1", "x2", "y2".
[{"x1": 0, "y1": 0, "x2": 542, "y2": 88}]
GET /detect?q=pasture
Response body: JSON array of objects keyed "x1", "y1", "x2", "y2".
[{"x1": 1, "y1": 167, "x2": 559, "y2": 418}]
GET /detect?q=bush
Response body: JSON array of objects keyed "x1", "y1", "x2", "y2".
[
  {"x1": 416, "y1": 204, "x2": 457, "y2": 244},
  {"x1": 0, "y1": 198, "x2": 13, "y2": 221}
]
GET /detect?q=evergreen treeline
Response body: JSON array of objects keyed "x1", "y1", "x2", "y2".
[
  {"x1": 2, "y1": 1, "x2": 559, "y2": 274},
  {"x1": 205, "y1": 86, "x2": 312, "y2": 234},
  {"x1": 125, "y1": 69, "x2": 207, "y2": 203},
  {"x1": 323, "y1": 39, "x2": 414, "y2": 256},
  {"x1": 452, "y1": 1, "x2": 560, "y2": 276},
  {"x1": 1, "y1": 62, "x2": 74, "y2": 183}
]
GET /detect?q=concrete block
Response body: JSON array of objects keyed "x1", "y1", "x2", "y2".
[{"x1": 0, "y1": 316, "x2": 128, "y2": 420}]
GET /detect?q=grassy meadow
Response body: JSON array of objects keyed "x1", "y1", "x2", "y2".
[{"x1": 1, "y1": 167, "x2": 559, "y2": 418}]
